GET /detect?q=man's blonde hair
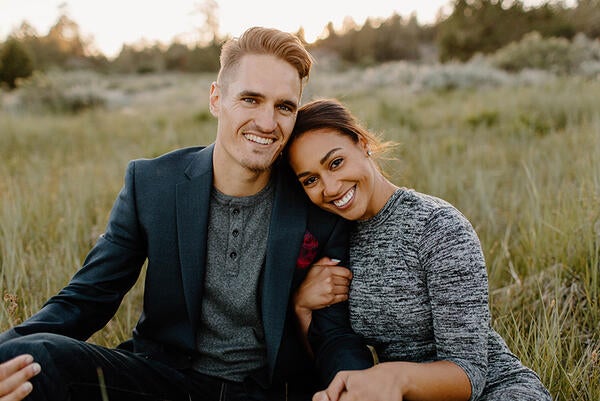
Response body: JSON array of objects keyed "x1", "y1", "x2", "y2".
[{"x1": 217, "y1": 27, "x2": 313, "y2": 88}]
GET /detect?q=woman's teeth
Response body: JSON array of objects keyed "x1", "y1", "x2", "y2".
[{"x1": 333, "y1": 187, "x2": 355, "y2": 207}]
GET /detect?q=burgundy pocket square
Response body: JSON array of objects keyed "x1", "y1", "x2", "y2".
[{"x1": 296, "y1": 230, "x2": 319, "y2": 269}]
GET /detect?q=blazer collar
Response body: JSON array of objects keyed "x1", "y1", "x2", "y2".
[{"x1": 184, "y1": 143, "x2": 214, "y2": 179}]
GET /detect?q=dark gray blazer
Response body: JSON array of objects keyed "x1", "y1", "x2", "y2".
[{"x1": 0, "y1": 144, "x2": 372, "y2": 386}]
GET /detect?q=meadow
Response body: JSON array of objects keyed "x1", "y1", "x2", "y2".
[{"x1": 1, "y1": 62, "x2": 599, "y2": 400}]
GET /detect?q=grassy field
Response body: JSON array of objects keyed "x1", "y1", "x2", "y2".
[{"x1": 1, "y1": 65, "x2": 599, "y2": 400}]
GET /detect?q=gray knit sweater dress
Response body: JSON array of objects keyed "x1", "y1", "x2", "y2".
[{"x1": 348, "y1": 188, "x2": 552, "y2": 401}]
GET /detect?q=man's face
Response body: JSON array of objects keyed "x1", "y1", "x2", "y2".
[{"x1": 210, "y1": 54, "x2": 302, "y2": 173}]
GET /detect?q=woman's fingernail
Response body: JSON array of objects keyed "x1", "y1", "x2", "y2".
[{"x1": 330, "y1": 258, "x2": 340, "y2": 263}]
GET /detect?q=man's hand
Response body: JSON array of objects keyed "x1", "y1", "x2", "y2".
[{"x1": 0, "y1": 354, "x2": 41, "y2": 401}]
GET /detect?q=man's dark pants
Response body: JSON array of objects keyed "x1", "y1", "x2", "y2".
[{"x1": 0, "y1": 333, "x2": 314, "y2": 401}]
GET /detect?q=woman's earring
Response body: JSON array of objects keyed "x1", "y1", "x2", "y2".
[{"x1": 367, "y1": 150, "x2": 373, "y2": 157}]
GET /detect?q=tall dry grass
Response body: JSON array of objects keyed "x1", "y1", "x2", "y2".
[{"x1": 0, "y1": 67, "x2": 598, "y2": 400}]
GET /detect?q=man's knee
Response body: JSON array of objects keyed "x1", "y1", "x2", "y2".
[
  {"x1": 0, "y1": 333, "x2": 73, "y2": 364},
  {"x1": 0, "y1": 333, "x2": 75, "y2": 401}
]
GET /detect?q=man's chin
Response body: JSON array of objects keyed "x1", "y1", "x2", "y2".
[
  {"x1": 241, "y1": 155, "x2": 279, "y2": 173},
  {"x1": 242, "y1": 161, "x2": 274, "y2": 174}
]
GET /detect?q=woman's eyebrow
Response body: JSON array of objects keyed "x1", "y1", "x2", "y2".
[
  {"x1": 296, "y1": 147, "x2": 342, "y2": 178},
  {"x1": 320, "y1": 148, "x2": 342, "y2": 165}
]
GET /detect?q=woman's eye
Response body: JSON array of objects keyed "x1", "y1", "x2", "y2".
[
  {"x1": 302, "y1": 176, "x2": 317, "y2": 186},
  {"x1": 331, "y1": 158, "x2": 343, "y2": 169}
]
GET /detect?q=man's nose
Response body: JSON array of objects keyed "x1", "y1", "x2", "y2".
[{"x1": 255, "y1": 106, "x2": 277, "y2": 133}]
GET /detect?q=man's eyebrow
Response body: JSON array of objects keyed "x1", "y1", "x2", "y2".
[
  {"x1": 296, "y1": 148, "x2": 342, "y2": 179},
  {"x1": 238, "y1": 90, "x2": 263, "y2": 98},
  {"x1": 237, "y1": 91, "x2": 297, "y2": 110},
  {"x1": 279, "y1": 99, "x2": 298, "y2": 111}
]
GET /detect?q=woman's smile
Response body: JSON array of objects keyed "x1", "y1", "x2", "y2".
[{"x1": 332, "y1": 186, "x2": 356, "y2": 209}]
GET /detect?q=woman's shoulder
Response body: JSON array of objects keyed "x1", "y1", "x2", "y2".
[
  {"x1": 395, "y1": 188, "x2": 458, "y2": 221},
  {"x1": 393, "y1": 188, "x2": 475, "y2": 238}
]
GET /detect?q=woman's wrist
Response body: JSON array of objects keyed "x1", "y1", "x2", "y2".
[
  {"x1": 376, "y1": 362, "x2": 412, "y2": 398},
  {"x1": 294, "y1": 302, "x2": 313, "y2": 319}
]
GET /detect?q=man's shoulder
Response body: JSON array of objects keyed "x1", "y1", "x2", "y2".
[
  {"x1": 135, "y1": 145, "x2": 208, "y2": 166},
  {"x1": 123, "y1": 145, "x2": 213, "y2": 185}
]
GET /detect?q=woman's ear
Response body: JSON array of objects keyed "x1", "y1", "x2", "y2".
[{"x1": 359, "y1": 138, "x2": 371, "y2": 156}]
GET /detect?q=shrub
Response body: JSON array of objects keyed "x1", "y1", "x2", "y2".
[
  {"x1": 16, "y1": 71, "x2": 108, "y2": 113},
  {"x1": 490, "y1": 32, "x2": 600, "y2": 74},
  {"x1": 0, "y1": 38, "x2": 34, "y2": 89},
  {"x1": 411, "y1": 61, "x2": 511, "y2": 91}
]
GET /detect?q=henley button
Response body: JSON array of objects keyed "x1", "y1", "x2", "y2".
[
  {"x1": 232, "y1": 229, "x2": 239, "y2": 237},
  {"x1": 229, "y1": 251, "x2": 237, "y2": 259}
]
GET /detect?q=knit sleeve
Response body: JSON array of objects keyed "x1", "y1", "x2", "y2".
[{"x1": 418, "y1": 206, "x2": 490, "y2": 400}]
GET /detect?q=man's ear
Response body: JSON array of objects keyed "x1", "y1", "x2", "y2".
[{"x1": 209, "y1": 81, "x2": 220, "y2": 117}]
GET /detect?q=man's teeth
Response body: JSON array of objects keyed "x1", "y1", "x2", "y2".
[
  {"x1": 245, "y1": 134, "x2": 274, "y2": 145},
  {"x1": 333, "y1": 187, "x2": 355, "y2": 207}
]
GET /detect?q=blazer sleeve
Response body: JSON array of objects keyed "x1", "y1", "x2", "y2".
[
  {"x1": 0, "y1": 161, "x2": 147, "y2": 344},
  {"x1": 308, "y1": 217, "x2": 374, "y2": 385}
]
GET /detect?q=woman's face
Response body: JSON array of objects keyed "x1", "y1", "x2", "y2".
[{"x1": 288, "y1": 128, "x2": 380, "y2": 221}]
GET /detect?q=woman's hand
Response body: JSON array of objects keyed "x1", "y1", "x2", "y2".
[
  {"x1": 313, "y1": 364, "x2": 405, "y2": 401},
  {"x1": 293, "y1": 257, "x2": 353, "y2": 349},
  {"x1": 294, "y1": 257, "x2": 353, "y2": 313},
  {"x1": 313, "y1": 361, "x2": 471, "y2": 401},
  {"x1": 0, "y1": 354, "x2": 41, "y2": 401}
]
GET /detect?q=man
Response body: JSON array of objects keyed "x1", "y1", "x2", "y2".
[
  {"x1": 0, "y1": 27, "x2": 372, "y2": 401},
  {"x1": 0, "y1": 355, "x2": 39, "y2": 400}
]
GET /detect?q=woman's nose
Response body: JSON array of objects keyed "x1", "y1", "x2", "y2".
[{"x1": 322, "y1": 175, "x2": 341, "y2": 198}]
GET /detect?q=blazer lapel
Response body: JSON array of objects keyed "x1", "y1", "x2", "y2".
[
  {"x1": 176, "y1": 144, "x2": 214, "y2": 331},
  {"x1": 262, "y1": 168, "x2": 307, "y2": 374}
]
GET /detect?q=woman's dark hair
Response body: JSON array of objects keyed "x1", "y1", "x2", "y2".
[{"x1": 288, "y1": 98, "x2": 395, "y2": 160}]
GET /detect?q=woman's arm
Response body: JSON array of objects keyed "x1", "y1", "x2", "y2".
[
  {"x1": 419, "y1": 206, "x2": 491, "y2": 399},
  {"x1": 315, "y1": 360, "x2": 471, "y2": 401}
]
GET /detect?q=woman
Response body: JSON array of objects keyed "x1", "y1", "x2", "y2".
[{"x1": 287, "y1": 99, "x2": 551, "y2": 401}]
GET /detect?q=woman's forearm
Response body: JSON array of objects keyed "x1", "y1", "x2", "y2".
[
  {"x1": 394, "y1": 360, "x2": 471, "y2": 401},
  {"x1": 316, "y1": 360, "x2": 471, "y2": 401},
  {"x1": 294, "y1": 301, "x2": 313, "y2": 339}
]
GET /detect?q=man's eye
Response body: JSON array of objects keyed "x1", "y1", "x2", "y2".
[
  {"x1": 278, "y1": 104, "x2": 292, "y2": 113},
  {"x1": 242, "y1": 98, "x2": 257, "y2": 104}
]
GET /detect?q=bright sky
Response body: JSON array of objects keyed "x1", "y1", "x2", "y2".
[
  {"x1": 0, "y1": 0, "x2": 573, "y2": 59},
  {"x1": 0, "y1": 0, "x2": 455, "y2": 58}
]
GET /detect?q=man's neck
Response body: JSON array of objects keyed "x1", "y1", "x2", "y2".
[{"x1": 212, "y1": 162, "x2": 272, "y2": 197}]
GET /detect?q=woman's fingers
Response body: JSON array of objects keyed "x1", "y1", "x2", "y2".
[{"x1": 296, "y1": 259, "x2": 354, "y2": 310}]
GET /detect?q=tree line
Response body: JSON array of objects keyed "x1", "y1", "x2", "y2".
[{"x1": 1, "y1": 0, "x2": 599, "y2": 89}]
